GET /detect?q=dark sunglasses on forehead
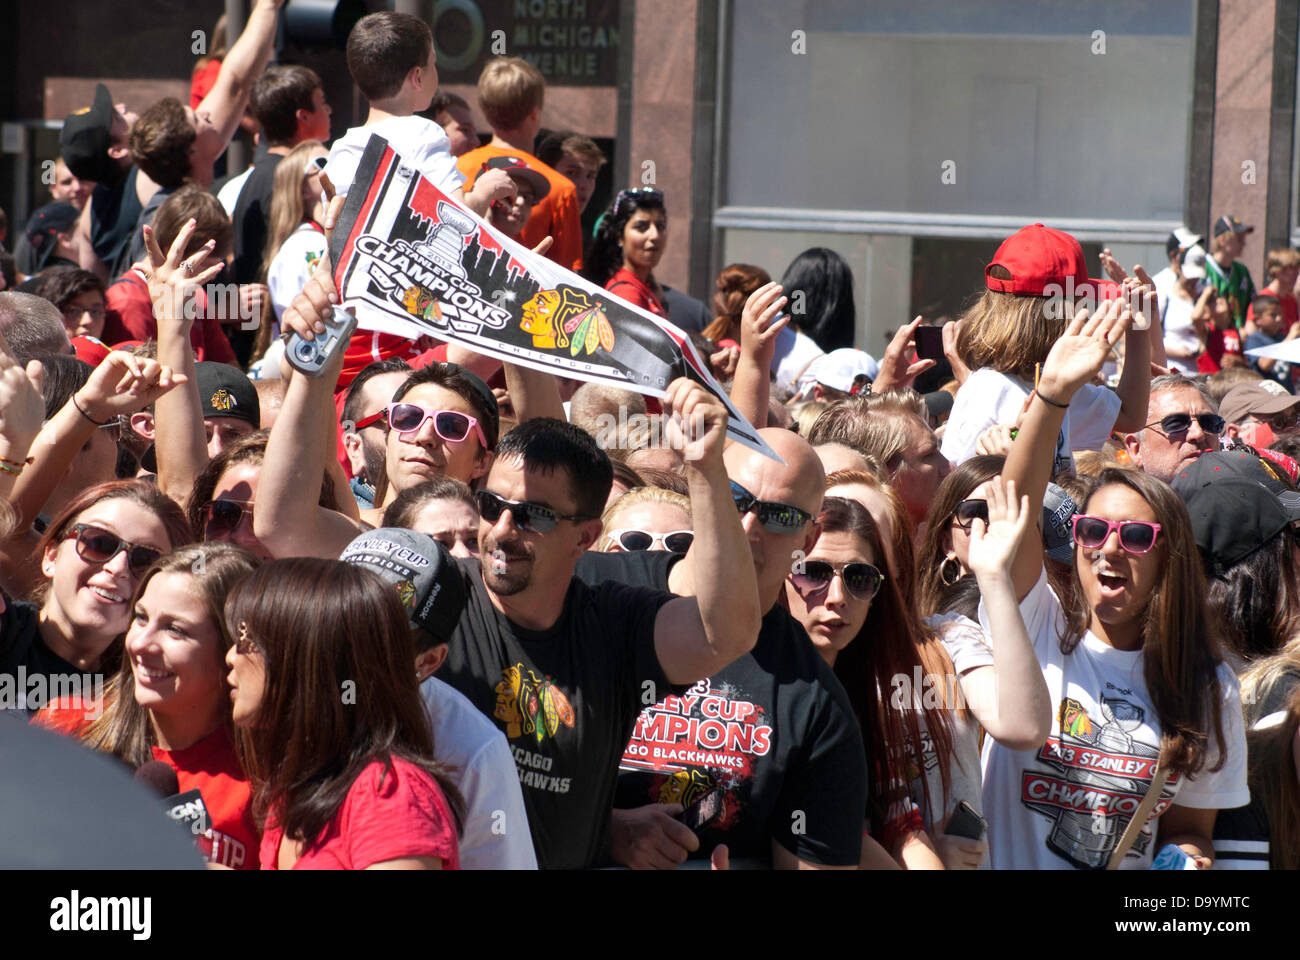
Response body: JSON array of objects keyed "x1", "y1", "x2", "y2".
[
  {"x1": 729, "y1": 480, "x2": 813, "y2": 533},
  {"x1": 789, "y1": 560, "x2": 884, "y2": 602},
  {"x1": 951, "y1": 498, "x2": 989, "y2": 533},
  {"x1": 1143, "y1": 413, "x2": 1225, "y2": 438},
  {"x1": 476, "y1": 490, "x2": 595, "y2": 534},
  {"x1": 613, "y1": 187, "x2": 664, "y2": 218},
  {"x1": 64, "y1": 523, "x2": 162, "y2": 577}
]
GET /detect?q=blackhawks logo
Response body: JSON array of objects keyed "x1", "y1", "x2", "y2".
[
  {"x1": 494, "y1": 664, "x2": 575, "y2": 744},
  {"x1": 519, "y1": 285, "x2": 615, "y2": 355},
  {"x1": 400, "y1": 284, "x2": 443, "y2": 323},
  {"x1": 394, "y1": 579, "x2": 416, "y2": 610},
  {"x1": 209, "y1": 388, "x2": 235, "y2": 412}
]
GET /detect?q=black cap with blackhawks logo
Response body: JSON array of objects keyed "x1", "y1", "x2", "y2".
[{"x1": 195, "y1": 361, "x2": 260, "y2": 427}]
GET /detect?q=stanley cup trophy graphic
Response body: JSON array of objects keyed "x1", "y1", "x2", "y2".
[
  {"x1": 1045, "y1": 696, "x2": 1156, "y2": 869},
  {"x1": 414, "y1": 200, "x2": 478, "y2": 279}
]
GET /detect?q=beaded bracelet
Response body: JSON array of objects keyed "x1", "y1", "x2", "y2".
[
  {"x1": 0, "y1": 462, "x2": 24, "y2": 476},
  {"x1": 0, "y1": 455, "x2": 33, "y2": 467}
]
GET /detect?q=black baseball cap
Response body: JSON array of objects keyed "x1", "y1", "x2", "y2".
[
  {"x1": 24, "y1": 202, "x2": 81, "y2": 271},
  {"x1": 340, "y1": 529, "x2": 467, "y2": 644},
  {"x1": 1171, "y1": 452, "x2": 1300, "y2": 576},
  {"x1": 60, "y1": 83, "x2": 122, "y2": 186},
  {"x1": 195, "y1": 361, "x2": 260, "y2": 427},
  {"x1": 1212, "y1": 215, "x2": 1254, "y2": 239}
]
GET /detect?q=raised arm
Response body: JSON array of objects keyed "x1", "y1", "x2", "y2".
[
  {"x1": 256, "y1": 191, "x2": 367, "y2": 558},
  {"x1": 730, "y1": 282, "x2": 788, "y2": 429},
  {"x1": 958, "y1": 477, "x2": 1052, "y2": 748},
  {"x1": 191, "y1": 0, "x2": 284, "y2": 171},
  {"x1": 1003, "y1": 299, "x2": 1132, "y2": 600},
  {"x1": 1110, "y1": 277, "x2": 1152, "y2": 433},
  {"x1": 652, "y1": 381, "x2": 760, "y2": 683},
  {"x1": 144, "y1": 220, "x2": 223, "y2": 506},
  {"x1": 10, "y1": 353, "x2": 185, "y2": 529}
]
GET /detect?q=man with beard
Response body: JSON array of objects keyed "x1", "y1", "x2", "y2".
[{"x1": 437, "y1": 389, "x2": 761, "y2": 869}]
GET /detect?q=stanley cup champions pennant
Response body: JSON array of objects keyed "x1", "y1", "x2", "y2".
[{"x1": 330, "y1": 135, "x2": 776, "y2": 459}]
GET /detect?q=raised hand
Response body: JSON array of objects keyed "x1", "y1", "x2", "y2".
[
  {"x1": 74, "y1": 351, "x2": 187, "y2": 421},
  {"x1": 966, "y1": 477, "x2": 1032, "y2": 581},
  {"x1": 0, "y1": 331, "x2": 45, "y2": 453},
  {"x1": 1038, "y1": 298, "x2": 1131, "y2": 403},
  {"x1": 739, "y1": 281, "x2": 790, "y2": 364},
  {"x1": 871, "y1": 316, "x2": 936, "y2": 393},
  {"x1": 662, "y1": 378, "x2": 728, "y2": 466},
  {"x1": 143, "y1": 219, "x2": 225, "y2": 328}
]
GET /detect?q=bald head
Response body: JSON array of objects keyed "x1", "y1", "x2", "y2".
[{"x1": 725, "y1": 428, "x2": 826, "y2": 519}]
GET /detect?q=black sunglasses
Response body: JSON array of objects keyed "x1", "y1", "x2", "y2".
[
  {"x1": 65, "y1": 523, "x2": 162, "y2": 577},
  {"x1": 1144, "y1": 413, "x2": 1225, "y2": 438},
  {"x1": 790, "y1": 560, "x2": 884, "y2": 602},
  {"x1": 951, "y1": 498, "x2": 989, "y2": 533},
  {"x1": 476, "y1": 490, "x2": 594, "y2": 534},
  {"x1": 203, "y1": 500, "x2": 253, "y2": 538},
  {"x1": 729, "y1": 480, "x2": 813, "y2": 533}
]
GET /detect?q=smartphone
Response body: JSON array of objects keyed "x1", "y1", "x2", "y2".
[
  {"x1": 915, "y1": 325, "x2": 945, "y2": 362},
  {"x1": 679, "y1": 791, "x2": 724, "y2": 833},
  {"x1": 285, "y1": 307, "x2": 358, "y2": 378},
  {"x1": 944, "y1": 799, "x2": 988, "y2": 841}
]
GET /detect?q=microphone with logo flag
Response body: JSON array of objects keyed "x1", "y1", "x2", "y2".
[{"x1": 135, "y1": 760, "x2": 210, "y2": 838}]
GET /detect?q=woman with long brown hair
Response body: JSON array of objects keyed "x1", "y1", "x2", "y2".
[
  {"x1": 37, "y1": 543, "x2": 262, "y2": 869},
  {"x1": 991, "y1": 300, "x2": 1247, "y2": 869},
  {"x1": 2, "y1": 481, "x2": 192, "y2": 702},
  {"x1": 225, "y1": 557, "x2": 463, "y2": 869}
]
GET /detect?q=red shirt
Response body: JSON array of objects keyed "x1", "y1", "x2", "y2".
[
  {"x1": 33, "y1": 699, "x2": 259, "y2": 870},
  {"x1": 190, "y1": 59, "x2": 221, "y2": 110},
  {"x1": 258, "y1": 756, "x2": 459, "y2": 870},
  {"x1": 606, "y1": 267, "x2": 668, "y2": 319},
  {"x1": 1197, "y1": 325, "x2": 1243, "y2": 374},
  {"x1": 1247, "y1": 289, "x2": 1300, "y2": 332},
  {"x1": 102, "y1": 268, "x2": 239, "y2": 365}
]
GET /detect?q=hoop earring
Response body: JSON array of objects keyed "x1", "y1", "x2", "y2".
[{"x1": 940, "y1": 555, "x2": 962, "y2": 586}]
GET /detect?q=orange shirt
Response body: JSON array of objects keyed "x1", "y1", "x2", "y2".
[{"x1": 457, "y1": 145, "x2": 584, "y2": 272}]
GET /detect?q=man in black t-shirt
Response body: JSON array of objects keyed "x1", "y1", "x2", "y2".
[
  {"x1": 595, "y1": 428, "x2": 869, "y2": 869},
  {"x1": 439, "y1": 384, "x2": 761, "y2": 869}
]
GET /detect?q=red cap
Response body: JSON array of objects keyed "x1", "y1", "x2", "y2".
[
  {"x1": 985, "y1": 223, "x2": 1121, "y2": 301},
  {"x1": 70, "y1": 336, "x2": 111, "y2": 367}
]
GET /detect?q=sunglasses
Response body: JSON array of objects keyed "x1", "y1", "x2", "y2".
[
  {"x1": 354, "y1": 403, "x2": 487, "y2": 446},
  {"x1": 790, "y1": 560, "x2": 884, "y2": 602},
  {"x1": 1071, "y1": 515, "x2": 1163, "y2": 554},
  {"x1": 951, "y1": 498, "x2": 989, "y2": 533},
  {"x1": 1143, "y1": 413, "x2": 1225, "y2": 438},
  {"x1": 607, "y1": 528, "x2": 694, "y2": 553},
  {"x1": 64, "y1": 523, "x2": 162, "y2": 577},
  {"x1": 729, "y1": 480, "x2": 813, "y2": 533},
  {"x1": 613, "y1": 187, "x2": 664, "y2": 218},
  {"x1": 203, "y1": 499, "x2": 253, "y2": 538},
  {"x1": 476, "y1": 490, "x2": 594, "y2": 534},
  {"x1": 1250, "y1": 409, "x2": 1300, "y2": 432}
]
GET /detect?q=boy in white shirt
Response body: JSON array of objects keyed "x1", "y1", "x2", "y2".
[{"x1": 325, "y1": 11, "x2": 513, "y2": 215}]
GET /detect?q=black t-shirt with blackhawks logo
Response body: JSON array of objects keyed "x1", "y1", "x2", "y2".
[{"x1": 439, "y1": 557, "x2": 677, "y2": 870}]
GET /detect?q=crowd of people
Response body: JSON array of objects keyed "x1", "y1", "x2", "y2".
[{"x1": 1, "y1": 4, "x2": 1297, "y2": 873}]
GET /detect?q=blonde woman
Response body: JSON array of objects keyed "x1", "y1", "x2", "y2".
[
  {"x1": 251, "y1": 140, "x2": 329, "y2": 371},
  {"x1": 596, "y1": 486, "x2": 692, "y2": 554}
]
